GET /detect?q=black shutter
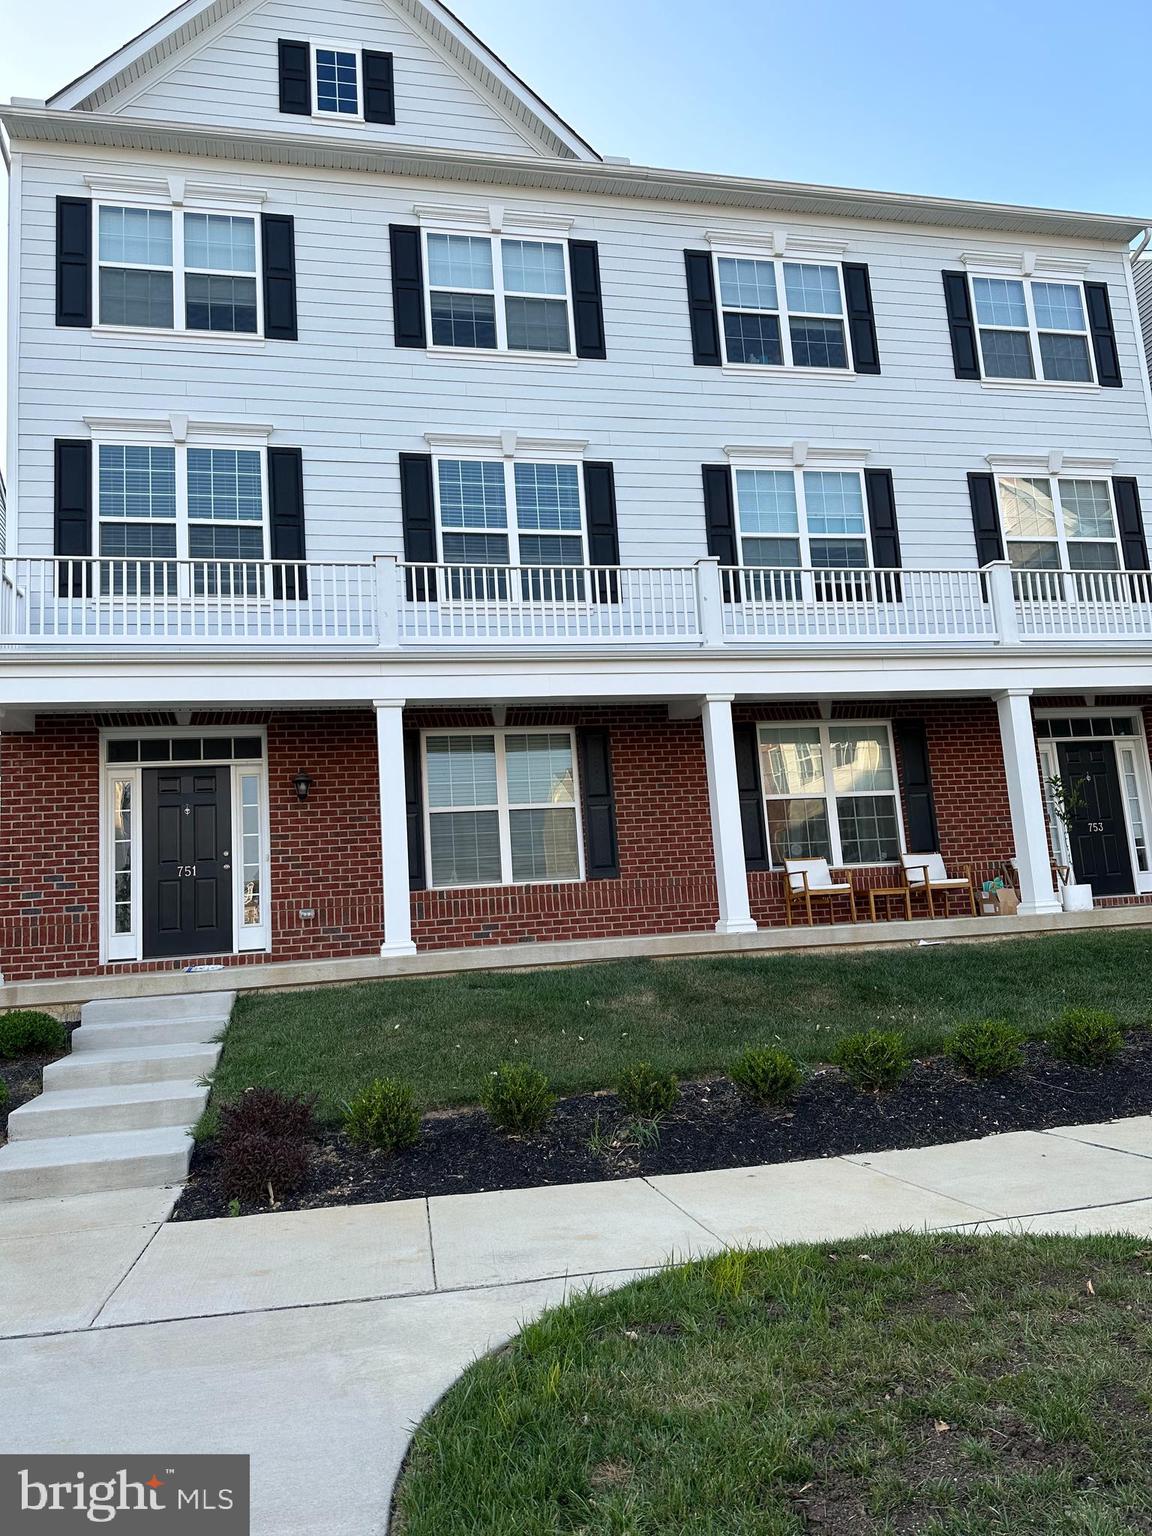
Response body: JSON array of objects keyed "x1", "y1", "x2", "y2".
[
  {"x1": 864, "y1": 468, "x2": 901, "y2": 569},
  {"x1": 967, "y1": 472, "x2": 1004, "y2": 565},
  {"x1": 578, "y1": 727, "x2": 619, "y2": 879},
  {"x1": 733, "y1": 722, "x2": 769, "y2": 869},
  {"x1": 362, "y1": 49, "x2": 395, "y2": 124},
  {"x1": 842, "y1": 262, "x2": 880, "y2": 374},
  {"x1": 942, "y1": 271, "x2": 981, "y2": 380},
  {"x1": 584, "y1": 461, "x2": 619, "y2": 603},
  {"x1": 268, "y1": 446, "x2": 307, "y2": 599},
  {"x1": 1085, "y1": 282, "x2": 1122, "y2": 388},
  {"x1": 55, "y1": 197, "x2": 91, "y2": 328},
  {"x1": 277, "y1": 39, "x2": 311, "y2": 115},
  {"x1": 568, "y1": 241, "x2": 606, "y2": 359},
  {"x1": 684, "y1": 250, "x2": 722, "y2": 365},
  {"x1": 894, "y1": 719, "x2": 940, "y2": 854},
  {"x1": 702, "y1": 464, "x2": 738, "y2": 563},
  {"x1": 389, "y1": 225, "x2": 426, "y2": 349},
  {"x1": 1113, "y1": 477, "x2": 1149, "y2": 570},
  {"x1": 54, "y1": 439, "x2": 92, "y2": 597},
  {"x1": 403, "y1": 732, "x2": 426, "y2": 890},
  {"x1": 260, "y1": 213, "x2": 297, "y2": 341},
  {"x1": 400, "y1": 452, "x2": 437, "y2": 601}
]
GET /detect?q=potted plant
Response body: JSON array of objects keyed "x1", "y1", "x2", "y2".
[{"x1": 1045, "y1": 774, "x2": 1092, "y2": 911}]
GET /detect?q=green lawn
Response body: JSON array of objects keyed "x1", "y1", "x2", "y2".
[
  {"x1": 206, "y1": 930, "x2": 1152, "y2": 1124},
  {"x1": 391, "y1": 1232, "x2": 1152, "y2": 1536}
]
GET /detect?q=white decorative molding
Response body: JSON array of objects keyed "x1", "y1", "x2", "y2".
[
  {"x1": 705, "y1": 229, "x2": 848, "y2": 261},
  {"x1": 83, "y1": 172, "x2": 268, "y2": 206},
  {"x1": 959, "y1": 249, "x2": 1090, "y2": 279},
  {"x1": 723, "y1": 442, "x2": 872, "y2": 468},
  {"x1": 412, "y1": 201, "x2": 574, "y2": 236},
  {"x1": 423, "y1": 430, "x2": 588, "y2": 459},
  {"x1": 984, "y1": 451, "x2": 1117, "y2": 475},
  {"x1": 83, "y1": 414, "x2": 275, "y2": 442}
]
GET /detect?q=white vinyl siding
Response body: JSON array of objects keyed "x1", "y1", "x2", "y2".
[{"x1": 13, "y1": 153, "x2": 1152, "y2": 570}]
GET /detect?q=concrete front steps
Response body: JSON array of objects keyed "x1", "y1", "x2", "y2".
[{"x1": 0, "y1": 991, "x2": 234, "y2": 1202}]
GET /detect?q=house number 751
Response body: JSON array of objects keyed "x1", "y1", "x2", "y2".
[{"x1": 177, "y1": 864, "x2": 198, "y2": 877}]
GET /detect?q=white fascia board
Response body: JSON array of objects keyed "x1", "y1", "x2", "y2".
[{"x1": 3, "y1": 106, "x2": 1148, "y2": 244}]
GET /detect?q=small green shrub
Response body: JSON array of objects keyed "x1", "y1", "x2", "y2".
[
  {"x1": 218, "y1": 1132, "x2": 310, "y2": 1205},
  {"x1": 616, "y1": 1061, "x2": 679, "y2": 1119},
  {"x1": 344, "y1": 1077, "x2": 422, "y2": 1154},
  {"x1": 0, "y1": 1078, "x2": 9, "y2": 1114},
  {"x1": 1048, "y1": 1007, "x2": 1123, "y2": 1067},
  {"x1": 0, "y1": 1010, "x2": 67, "y2": 1059},
  {"x1": 481, "y1": 1062, "x2": 555, "y2": 1136},
  {"x1": 729, "y1": 1047, "x2": 804, "y2": 1106},
  {"x1": 217, "y1": 1087, "x2": 316, "y2": 1144},
  {"x1": 946, "y1": 1019, "x2": 1025, "y2": 1079},
  {"x1": 835, "y1": 1029, "x2": 911, "y2": 1091}
]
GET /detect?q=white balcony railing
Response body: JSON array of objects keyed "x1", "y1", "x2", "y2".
[{"x1": 2, "y1": 555, "x2": 1152, "y2": 651}]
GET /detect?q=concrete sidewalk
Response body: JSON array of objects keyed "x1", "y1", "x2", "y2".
[{"x1": 3, "y1": 1116, "x2": 1152, "y2": 1534}]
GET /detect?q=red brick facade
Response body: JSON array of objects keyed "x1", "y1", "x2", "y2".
[{"x1": 1, "y1": 698, "x2": 1149, "y2": 980}]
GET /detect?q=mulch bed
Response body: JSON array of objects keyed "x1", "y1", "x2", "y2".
[
  {"x1": 172, "y1": 1031, "x2": 1152, "y2": 1221},
  {"x1": 0, "y1": 1029, "x2": 75, "y2": 1141}
]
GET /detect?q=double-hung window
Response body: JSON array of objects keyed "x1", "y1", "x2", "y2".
[
  {"x1": 96, "y1": 204, "x2": 260, "y2": 335},
  {"x1": 732, "y1": 465, "x2": 873, "y2": 600},
  {"x1": 994, "y1": 475, "x2": 1122, "y2": 599},
  {"x1": 423, "y1": 730, "x2": 583, "y2": 887},
  {"x1": 434, "y1": 455, "x2": 587, "y2": 599},
  {"x1": 971, "y1": 276, "x2": 1094, "y2": 383},
  {"x1": 425, "y1": 232, "x2": 573, "y2": 354},
  {"x1": 758, "y1": 722, "x2": 904, "y2": 867},
  {"x1": 96, "y1": 442, "x2": 267, "y2": 596},
  {"x1": 715, "y1": 256, "x2": 849, "y2": 369}
]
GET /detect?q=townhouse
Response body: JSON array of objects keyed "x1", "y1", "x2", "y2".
[{"x1": 3, "y1": 0, "x2": 1152, "y2": 984}]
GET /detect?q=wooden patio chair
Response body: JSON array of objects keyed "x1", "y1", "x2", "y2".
[
  {"x1": 783, "y1": 857, "x2": 859, "y2": 926},
  {"x1": 900, "y1": 852, "x2": 978, "y2": 917}
]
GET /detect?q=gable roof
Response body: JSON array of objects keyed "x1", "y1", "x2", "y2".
[{"x1": 45, "y1": 0, "x2": 600, "y2": 160}]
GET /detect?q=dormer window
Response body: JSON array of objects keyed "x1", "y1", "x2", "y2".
[{"x1": 313, "y1": 45, "x2": 360, "y2": 117}]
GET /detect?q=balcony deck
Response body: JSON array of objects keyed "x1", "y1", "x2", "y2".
[{"x1": 2, "y1": 557, "x2": 1152, "y2": 652}]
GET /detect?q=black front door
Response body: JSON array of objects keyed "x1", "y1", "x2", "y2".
[
  {"x1": 1055, "y1": 741, "x2": 1134, "y2": 897},
  {"x1": 141, "y1": 767, "x2": 233, "y2": 958}
]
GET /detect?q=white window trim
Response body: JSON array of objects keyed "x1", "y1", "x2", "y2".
[
  {"x1": 992, "y1": 473, "x2": 1122, "y2": 575},
  {"x1": 92, "y1": 197, "x2": 264, "y2": 340},
  {"x1": 731, "y1": 461, "x2": 875, "y2": 571},
  {"x1": 420, "y1": 225, "x2": 576, "y2": 361},
  {"x1": 430, "y1": 448, "x2": 589, "y2": 570},
  {"x1": 310, "y1": 39, "x2": 364, "y2": 122},
  {"x1": 757, "y1": 719, "x2": 906, "y2": 870},
  {"x1": 91, "y1": 433, "x2": 270, "y2": 572},
  {"x1": 1036, "y1": 711, "x2": 1152, "y2": 894},
  {"x1": 968, "y1": 270, "x2": 1097, "y2": 389},
  {"x1": 420, "y1": 727, "x2": 586, "y2": 890},
  {"x1": 709, "y1": 247, "x2": 854, "y2": 376},
  {"x1": 99, "y1": 728, "x2": 271, "y2": 964}
]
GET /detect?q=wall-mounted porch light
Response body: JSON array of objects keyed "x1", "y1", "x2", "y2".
[{"x1": 291, "y1": 770, "x2": 315, "y2": 803}]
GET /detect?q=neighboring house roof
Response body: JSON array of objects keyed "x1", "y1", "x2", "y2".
[
  {"x1": 44, "y1": 0, "x2": 600, "y2": 160},
  {"x1": 1134, "y1": 257, "x2": 1152, "y2": 380}
]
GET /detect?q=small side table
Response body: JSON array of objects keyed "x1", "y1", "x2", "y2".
[{"x1": 868, "y1": 885, "x2": 912, "y2": 922}]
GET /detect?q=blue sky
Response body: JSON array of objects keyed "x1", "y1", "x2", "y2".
[
  {"x1": 3, "y1": 0, "x2": 1152, "y2": 463},
  {"x1": 5, "y1": 0, "x2": 1152, "y2": 210}
]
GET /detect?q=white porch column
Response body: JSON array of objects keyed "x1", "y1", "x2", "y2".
[
  {"x1": 700, "y1": 694, "x2": 757, "y2": 934},
  {"x1": 374, "y1": 698, "x2": 417, "y2": 956},
  {"x1": 995, "y1": 689, "x2": 1061, "y2": 916}
]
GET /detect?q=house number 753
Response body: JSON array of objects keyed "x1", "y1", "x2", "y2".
[
  {"x1": 1087, "y1": 822, "x2": 1104, "y2": 833},
  {"x1": 177, "y1": 864, "x2": 198, "y2": 877}
]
